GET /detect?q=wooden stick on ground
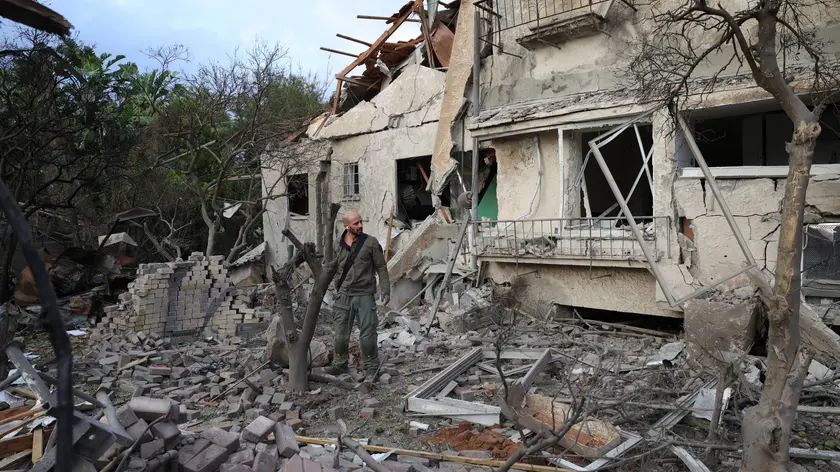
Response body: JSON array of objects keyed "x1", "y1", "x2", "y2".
[
  {"x1": 0, "y1": 408, "x2": 44, "y2": 428},
  {"x1": 210, "y1": 361, "x2": 271, "y2": 401},
  {"x1": 31, "y1": 428, "x2": 43, "y2": 463},
  {"x1": 0, "y1": 411, "x2": 47, "y2": 440},
  {"x1": 294, "y1": 436, "x2": 575, "y2": 472},
  {"x1": 340, "y1": 436, "x2": 390, "y2": 472},
  {"x1": 118, "y1": 356, "x2": 149, "y2": 372}
]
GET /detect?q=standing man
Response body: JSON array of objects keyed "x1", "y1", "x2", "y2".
[{"x1": 327, "y1": 210, "x2": 390, "y2": 379}]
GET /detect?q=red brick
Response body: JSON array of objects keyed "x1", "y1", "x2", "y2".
[{"x1": 184, "y1": 444, "x2": 230, "y2": 472}]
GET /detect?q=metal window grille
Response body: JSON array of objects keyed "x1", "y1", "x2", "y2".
[
  {"x1": 343, "y1": 163, "x2": 360, "y2": 198},
  {"x1": 476, "y1": 0, "x2": 620, "y2": 33}
]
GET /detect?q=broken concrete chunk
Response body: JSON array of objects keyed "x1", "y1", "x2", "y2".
[
  {"x1": 184, "y1": 444, "x2": 230, "y2": 472},
  {"x1": 229, "y1": 448, "x2": 256, "y2": 465},
  {"x1": 125, "y1": 418, "x2": 154, "y2": 443},
  {"x1": 179, "y1": 439, "x2": 211, "y2": 468},
  {"x1": 360, "y1": 408, "x2": 375, "y2": 419},
  {"x1": 139, "y1": 438, "x2": 164, "y2": 459},
  {"x1": 281, "y1": 454, "x2": 338, "y2": 472},
  {"x1": 252, "y1": 451, "x2": 278, "y2": 472},
  {"x1": 116, "y1": 404, "x2": 139, "y2": 428},
  {"x1": 129, "y1": 396, "x2": 174, "y2": 422},
  {"x1": 274, "y1": 423, "x2": 300, "y2": 458},
  {"x1": 204, "y1": 427, "x2": 241, "y2": 454},
  {"x1": 242, "y1": 416, "x2": 277, "y2": 443}
]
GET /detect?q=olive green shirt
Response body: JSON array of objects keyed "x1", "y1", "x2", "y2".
[{"x1": 333, "y1": 231, "x2": 390, "y2": 298}]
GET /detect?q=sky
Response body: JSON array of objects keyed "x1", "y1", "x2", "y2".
[{"x1": 43, "y1": 0, "x2": 422, "y2": 80}]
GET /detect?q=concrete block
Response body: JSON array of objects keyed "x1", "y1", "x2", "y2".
[
  {"x1": 242, "y1": 416, "x2": 276, "y2": 443},
  {"x1": 184, "y1": 444, "x2": 230, "y2": 472},
  {"x1": 360, "y1": 408, "x2": 375, "y2": 419},
  {"x1": 252, "y1": 451, "x2": 278, "y2": 472},
  {"x1": 115, "y1": 405, "x2": 139, "y2": 427},
  {"x1": 274, "y1": 423, "x2": 300, "y2": 458},
  {"x1": 179, "y1": 438, "x2": 211, "y2": 468},
  {"x1": 286, "y1": 418, "x2": 303, "y2": 431},
  {"x1": 281, "y1": 454, "x2": 339, "y2": 472},
  {"x1": 139, "y1": 438, "x2": 164, "y2": 459},
  {"x1": 382, "y1": 462, "x2": 414, "y2": 472},
  {"x1": 684, "y1": 299, "x2": 758, "y2": 363},
  {"x1": 221, "y1": 465, "x2": 253, "y2": 472},
  {"x1": 205, "y1": 427, "x2": 241, "y2": 454},
  {"x1": 125, "y1": 418, "x2": 153, "y2": 443},
  {"x1": 229, "y1": 448, "x2": 256, "y2": 465},
  {"x1": 328, "y1": 407, "x2": 343, "y2": 420},
  {"x1": 129, "y1": 397, "x2": 173, "y2": 422}
]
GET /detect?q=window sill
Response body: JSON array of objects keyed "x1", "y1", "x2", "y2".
[
  {"x1": 679, "y1": 164, "x2": 840, "y2": 179},
  {"x1": 290, "y1": 215, "x2": 310, "y2": 221},
  {"x1": 342, "y1": 195, "x2": 361, "y2": 202}
]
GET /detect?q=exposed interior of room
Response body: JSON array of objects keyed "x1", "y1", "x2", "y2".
[
  {"x1": 287, "y1": 173, "x2": 310, "y2": 217},
  {"x1": 580, "y1": 125, "x2": 654, "y2": 221},
  {"x1": 689, "y1": 103, "x2": 840, "y2": 167},
  {"x1": 397, "y1": 156, "x2": 451, "y2": 223}
]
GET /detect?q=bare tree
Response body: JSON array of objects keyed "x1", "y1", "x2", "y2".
[
  {"x1": 628, "y1": 1, "x2": 840, "y2": 470},
  {"x1": 151, "y1": 40, "x2": 326, "y2": 260}
]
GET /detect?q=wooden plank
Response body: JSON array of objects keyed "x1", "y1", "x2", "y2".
[
  {"x1": 337, "y1": 34, "x2": 372, "y2": 47},
  {"x1": 0, "y1": 407, "x2": 33, "y2": 423},
  {"x1": 0, "y1": 408, "x2": 43, "y2": 428},
  {"x1": 0, "y1": 450, "x2": 30, "y2": 469},
  {"x1": 9, "y1": 388, "x2": 35, "y2": 400},
  {"x1": 0, "y1": 430, "x2": 49, "y2": 459},
  {"x1": 295, "y1": 436, "x2": 575, "y2": 472},
  {"x1": 430, "y1": 21, "x2": 455, "y2": 67},
  {"x1": 357, "y1": 15, "x2": 420, "y2": 23},
  {"x1": 333, "y1": 1, "x2": 419, "y2": 111},
  {"x1": 320, "y1": 48, "x2": 358, "y2": 58},
  {"x1": 30, "y1": 429, "x2": 42, "y2": 463},
  {"x1": 0, "y1": 411, "x2": 47, "y2": 440}
]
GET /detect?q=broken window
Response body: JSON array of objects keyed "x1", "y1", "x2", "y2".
[
  {"x1": 397, "y1": 156, "x2": 450, "y2": 222},
  {"x1": 287, "y1": 173, "x2": 309, "y2": 217},
  {"x1": 802, "y1": 223, "x2": 840, "y2": 323},
  {"x1": 690, "y1": 105, "x2": 840, "y2": 167},
  {"x1": 581, "y1": 126, "x2": 654, "y2": 219},
  {"x1": 343, "y1": 163, "x2": 360, "y2": 199}
]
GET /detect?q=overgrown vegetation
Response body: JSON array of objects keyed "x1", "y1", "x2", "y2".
[{"x1": 0, "y1": 27, "x2": 328, "y2": 303}]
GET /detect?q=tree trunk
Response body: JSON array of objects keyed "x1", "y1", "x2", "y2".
[
  {"x1": 206, "y1": 219, "x2": 219, "y2": 256},
  {"x1": 740, "y1": 120, "x2": 821, "y2": 472},
  {"x1": 289, "y1": 271, "x2": 332, "y2": 392}
]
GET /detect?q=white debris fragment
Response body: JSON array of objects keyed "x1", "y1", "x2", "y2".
[
  {"x1": 646, "y1": 341, "x2": 685, "y2": 366},
  {"x1": 691, "y1": 387, "x2": 732, "y2": 424},
  {"x1": 395, "y1": 331, "x2": 417, "y2": 347}
]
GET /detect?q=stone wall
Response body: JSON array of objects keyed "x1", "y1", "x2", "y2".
[{"x1": 99, "y1": 253, "x2": 270, "y2": 338}]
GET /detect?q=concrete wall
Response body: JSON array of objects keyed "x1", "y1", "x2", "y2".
[
  {"x1": 262, "y1": 65, "x2": 447, "y2": 269},
  {"x1": 486, "y1": 262, "x2": 677, "y2": 317},
  {"x1": 477, "y1": 0, "x2": 840, "y2": 117}
]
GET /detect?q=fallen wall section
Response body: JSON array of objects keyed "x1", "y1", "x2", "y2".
[{"x1": 99, "y1": 252, "x2": 269, "y2": 338}]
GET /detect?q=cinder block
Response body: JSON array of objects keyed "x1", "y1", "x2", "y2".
[
  {"x1": 204, "y1": 427, "x2": 240, "y2": 454},
  {"x1": 184, "y1": 444, "x2": 230, "y2": 472},
  {"x1": 242, "y1": 416, "x2": 276, "y2": 443},
  {"x1": 274, "y1": 423, "x2": 299, "y2": 458}
]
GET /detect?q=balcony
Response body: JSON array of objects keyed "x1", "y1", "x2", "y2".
[
  {"x1": 472, "y1": 216, "x2": 669, "y2": 266},
  {"x1": 476, "y1": 0, "x2": 633, "y2": 48}
]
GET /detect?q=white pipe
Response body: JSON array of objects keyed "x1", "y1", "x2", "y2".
[{"x1": 558, "y1": 129, "x2": 564, "y2": 220}]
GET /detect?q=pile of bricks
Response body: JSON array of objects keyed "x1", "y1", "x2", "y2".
[{"x1": 97, "y1": 252, "x2": 270, "y2": 339}]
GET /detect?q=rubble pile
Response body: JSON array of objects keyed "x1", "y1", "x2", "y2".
[{"x1": 103, "y1": 252, "x2": 271, "y2": 338}]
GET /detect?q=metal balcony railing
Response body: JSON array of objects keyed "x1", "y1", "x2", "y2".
[
  {"x1": 472, "y1": 216, "x2": 670, "y2": 262},
  {"x1": 475, "y1": 0, "x2": 618, "y2": 33}
]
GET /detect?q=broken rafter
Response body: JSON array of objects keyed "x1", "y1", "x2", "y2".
[
  {"x1": 320, "y1": 47, "x2": 358, "y2": 58},
  {"x1": 357, "y1": 15, "x2": 420, "y2": 23},
  {"x1": 332, "y1": 1, "x2": 419, "y2": 113},
  {"x1": 336, "y1": 34, "x2": 372, "y2": 47}
]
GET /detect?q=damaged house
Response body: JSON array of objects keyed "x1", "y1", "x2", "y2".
[{"x1": 263, "y1": 0, "x2": 840, "y2": 327}]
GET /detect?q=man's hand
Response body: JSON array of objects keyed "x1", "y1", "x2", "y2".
[{"x1": 380, "y1": 293, "x2": 390, "y2": 306}]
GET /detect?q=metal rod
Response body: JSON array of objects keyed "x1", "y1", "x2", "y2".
[
  {"x1": 0, "y1": 181, "x2": 73, "y2": 472},
  {"x1": 425, "y1": 207, "x2": 472, "y2": 335},
  {"x1": 676, "y1": 114, "x2": 756, "y2": 266},
  {"x1": 588, "y1": 141, "x2": 676, "y2": 305}
]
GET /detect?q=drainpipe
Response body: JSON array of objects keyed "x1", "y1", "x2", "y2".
[{"x1": 470, "y1": 8, "x2": 481, "y2": 273}]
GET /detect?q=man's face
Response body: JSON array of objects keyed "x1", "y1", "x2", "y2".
[{"x1": 345, "y1": 213, "x2": 363, "y2": 236}]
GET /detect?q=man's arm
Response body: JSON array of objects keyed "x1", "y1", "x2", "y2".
[{"x1": 372, "y1": 241, "x2": 390, "y2": 303}]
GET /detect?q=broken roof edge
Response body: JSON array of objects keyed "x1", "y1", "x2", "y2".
[{"x1": 472, "y1": 67, "x2": 833, "y2": 131}]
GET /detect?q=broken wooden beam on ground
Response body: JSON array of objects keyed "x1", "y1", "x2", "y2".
[{"x1": 295, "y1": 436, "x2": 575, "y2": 472}]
